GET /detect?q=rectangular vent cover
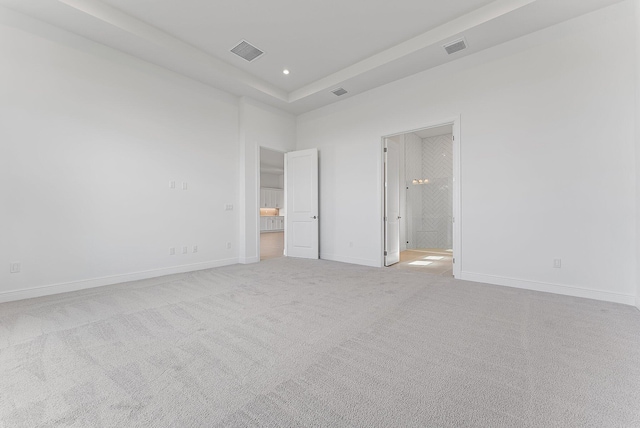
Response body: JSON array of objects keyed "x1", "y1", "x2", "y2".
[
  {"x1": 332, "y1": 87, "x2": 348, "y2": 96},
  {"x1": 443, "y1": 38, "x2": 467, "y2": 55},
  {"x1": 230, "y1": 40, "x2": 264, "y2": 62}
]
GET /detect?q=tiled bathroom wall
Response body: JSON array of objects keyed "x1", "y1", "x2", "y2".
[
  {"x1": 405, "y1": 133, "x2": 453, "y2": 250},
  {"x1": 404, "y1": 133, "x2": 422, "y2": 250}
]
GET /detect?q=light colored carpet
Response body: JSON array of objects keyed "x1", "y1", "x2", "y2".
[{"x1": 1, "y1": 258, "x2": 639, "y2": 427}]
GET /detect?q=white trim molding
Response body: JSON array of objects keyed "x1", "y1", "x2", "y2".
[
  {"x1": 320, "y1": 253, "x2": 380, "y2": 268},
  {"x1": 459, "y1": 271, "x2": 636, "y2": 306},
  {"x1": 0, "y1": 258, "x2": 238, "y2": 304}
]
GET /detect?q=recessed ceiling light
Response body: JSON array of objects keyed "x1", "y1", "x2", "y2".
[{"x1": 283, "y1": 69, "x2": 290, "y2": 75}]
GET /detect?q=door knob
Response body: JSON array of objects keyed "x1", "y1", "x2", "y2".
[{"x1": 311, "y1": 216, "x2": 317, "y2": 219}]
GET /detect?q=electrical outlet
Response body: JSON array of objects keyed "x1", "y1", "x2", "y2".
[
  {"x1": 193, "y1": 245, "x2": 198, "y2": 253},
  {"x1": 9, "y1": 262, "x2": 20, "y2": 273},
  {"x1": 349, "y1": 242, "x2": 353, "y2": 248},
  {"x1": 226, "y1": 242, "x2": 232, "y2": 249},
  {"x1": 182, "y1": 246, "x2": 188, "y2": 254},
  {"x1": 182, "y1": 182, "x2": 188, "y2": 190},
  {"x1": 169, "y1": 247, "x2": 175, "y2": 255},
  {"x1": 169, "y1": 181, "x2": 175, "y2": 189},
  {"x1": 553, "y1": 259, "x2": 562, "y2": 268},
  {"x1": 225, "y1": 204, "x2": 233, "y2": 211}
]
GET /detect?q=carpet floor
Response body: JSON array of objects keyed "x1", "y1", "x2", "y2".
[{"x1": 1, "y1": 258, "x2": 639, "y2": 427}]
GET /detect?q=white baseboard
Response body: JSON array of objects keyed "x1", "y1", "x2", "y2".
[
  {"x1": 239, "y1": 256, "x2": 260, "y2": 264},
  {"x1": 635, "y1": 296, "x2": 640, "y2": 311},
  {"x1": 0, "y1": 258, "x2": 238, "y2": 304},
  {"x1": 458, "y1": 271, "x2": 636, "y2": 306},
  {"x1": 321, "y1": 253, "x2": 381, "y2": 268}
]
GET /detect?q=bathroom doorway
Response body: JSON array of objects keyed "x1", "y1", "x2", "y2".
[{"x1": 383, "y1": 120, "x2": 460, "y2": 276}]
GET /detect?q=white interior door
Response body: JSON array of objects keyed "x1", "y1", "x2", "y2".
[
  {"x1": 384, "y1": 138, "x2": 400, "y2": 266},
  {"x1": 285, "y1": 148, "x2": 318, "y2": 259}
]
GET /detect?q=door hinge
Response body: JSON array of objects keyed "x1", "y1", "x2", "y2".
[
  {"x1": 453, "y1": 258, "x2": 455, "y2": 263},
  {"x1": 384, "y1": 216, "x2": 387, "y2": 221},
  {"x1": 384, "y1": 148, "x2": 388, "y2": 152},
  {"x1": 452, "y1": 217, "x2": 455, "y2": 223},
  {"x1": 384, "y1": 251, "x2": 388, "y2": 256}
]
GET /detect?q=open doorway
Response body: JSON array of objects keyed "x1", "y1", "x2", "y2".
[
  {"x1": 259, "y1": 147, "x2": 285, "y2": 260},
  {"x1": 383, "y1": 120, "x2": 460, "y2": 277}
]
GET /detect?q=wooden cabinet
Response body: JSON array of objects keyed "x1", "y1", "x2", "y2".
[
  {"x1": 275, "y1": 189, "x2": 284, "y2": 209},
  {"x1": 260, "y1": 188, "x2": 284, "y2": 208},
  {"x1": 259, "y1": 216, "x2": 285, "y2": 232},
  {"x1": 259, "y1": 188, "x2": 267, "y2": 208}
]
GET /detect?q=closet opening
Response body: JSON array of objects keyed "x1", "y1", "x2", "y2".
[{"x1": 259, "y1": 147, "x2": 285, "y2": 261}]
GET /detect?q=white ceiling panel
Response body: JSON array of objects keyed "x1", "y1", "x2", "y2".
[
  {"x1": 0, "y1": 0, "x2": 626, "y2": 114},
  {"x1": 99, "y1": 0, "x2": 498, "y2": 91}
]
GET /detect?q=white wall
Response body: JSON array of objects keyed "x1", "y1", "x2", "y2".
[
  {"x1": 238, "y1": 98, "x2": 296, "y2": 263},
  {"x1": 297, "y1": 1, "x2": 637, "y2": 304},
  {"x1": 260, "y1": 172, "x2": 283, "y2": 189},
  {"x1": 0, "y1": 7, "x2": 241, "y2": 301}
]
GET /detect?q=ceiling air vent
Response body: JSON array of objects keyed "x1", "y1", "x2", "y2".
[
  {"x1": 443, "y1": 38, "x2": 467, "y2": 55},
  {"x1": 331, "y1": 87, "x2": 348, "y2": 97},
  {"x1": 230, "y1": 40, "x2": 264, "y2": 62}
]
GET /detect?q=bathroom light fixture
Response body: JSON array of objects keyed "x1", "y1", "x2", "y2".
[
  {"x1": 412, "y1": 178, "x2": 430, "y2": 185},
  {"x1": 283, "y1": 69, "x2": 290, "y2": 75}
]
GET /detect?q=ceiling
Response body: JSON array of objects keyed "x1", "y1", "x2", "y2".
[{"x1": 0, "y1": 0, "x2": 624, "y2": 114}]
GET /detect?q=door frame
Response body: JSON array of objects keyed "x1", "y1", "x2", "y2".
[
  {"x1": 380, "y1": 116, "x2": 462, "y2": 277},
  {"x1": 257, "y1": 145, "x2": 287, "y2": 261},
  {"x1": 383, "y1": 137, "x2": 401, "y2": 266}
]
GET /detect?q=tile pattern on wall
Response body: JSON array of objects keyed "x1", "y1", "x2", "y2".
[
  {"x1": 404, "y1": 133, "x2": 453, "y2": 250},
  {"x1": 420, "y1": 134, "x2": 453, "y2": 249},
  {"x1": 404, "y1": 133, "x2": 423, "y2": 249}
]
